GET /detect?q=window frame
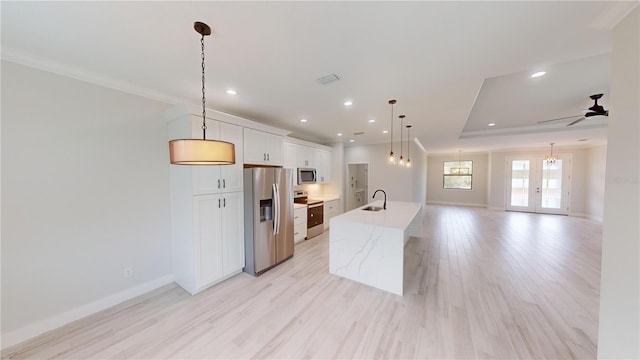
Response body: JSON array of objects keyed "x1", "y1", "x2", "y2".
[{"x1": 443, "y1": 160, "x2": 473, "y2": 190}]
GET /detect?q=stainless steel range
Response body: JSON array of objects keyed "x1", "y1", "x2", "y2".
[{"x1": 294, "y1": 191, "x2": 324, "y2": 239}]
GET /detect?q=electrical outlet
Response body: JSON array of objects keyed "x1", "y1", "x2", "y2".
[{"x1": 123, "y1": 267, "x2": 133, "y2": 278}]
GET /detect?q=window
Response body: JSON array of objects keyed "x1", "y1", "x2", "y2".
[{"x1": 443, "y1": 160, "x2": 473, "y2": 190}]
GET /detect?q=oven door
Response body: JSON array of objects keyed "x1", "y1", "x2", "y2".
[
  {"x1": 297, "y1": 168, "x2": 317, "y2": 184},
  {"x1": 307, "y1": 203, "x2": 324, "y2": 228}
]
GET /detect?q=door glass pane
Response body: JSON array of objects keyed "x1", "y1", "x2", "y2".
[
  {"x1": 511, "y1": 160, "x2": 530, "y2": 206},
  {"x1": 541, "y1": 159, "x2": 562, "y2": 209}
]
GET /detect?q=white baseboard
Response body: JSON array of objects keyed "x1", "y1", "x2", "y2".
[
  {"x1": 1, "y1": 274, "x2": 174, "y2": 350},
  {"x1": 569, "y1": 212, "x2": 604, "y2": 222},
  {"x1": 426, "y1": 201, "x2": 488, "y2": 208},
  {"x1": 488, "y1": 206, "x2": 505, "y2": 211}
]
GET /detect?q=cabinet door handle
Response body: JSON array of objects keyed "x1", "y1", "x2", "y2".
[
  {"x1": 264, "y1": 153, "x2": 266, "y2": 161},
  {"x1": 218, "y1": 199, "x2": 221, "y2": 208},
  {"x1": 223, "y1": 198, "x2": 226, "y2": 207},
  {"x1": 294, "y1": 232, "x2": 299, "y2": 235},
  {"x1": 294, "y1": 216, "x2": 299, "y2": 219},
  {"x1": 267, "y1": 153, "x2": 270, "y2": 161},
  {"x1": 218, "y1": 179, "x2": 221, "y2": 188},
  {"x1": 223, "y1": 179, "x2": 226, "y2": 188}
]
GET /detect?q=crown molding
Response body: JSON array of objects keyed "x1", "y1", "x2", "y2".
[{"x1": 1, "y1": 47, "x2": 185, "y2": 106}]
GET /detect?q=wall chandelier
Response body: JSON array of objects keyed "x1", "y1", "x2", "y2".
[{"x1": 545, "y1": 142, "x2": 557, "y2": 166}]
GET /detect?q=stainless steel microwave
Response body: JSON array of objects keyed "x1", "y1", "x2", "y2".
[{"x1": 297, "y1": 168, "x2": 317, "y2": 184}]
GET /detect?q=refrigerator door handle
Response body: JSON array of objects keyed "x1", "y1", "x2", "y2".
[
  {"x1": 276, "y1": 184, "x2": 282, "y2": 234},
  {"x1": 272, "y1": 183, "x2": 279, "y2": 235}
]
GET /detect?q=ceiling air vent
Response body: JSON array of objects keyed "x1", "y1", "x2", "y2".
[
  {"x1": 353, "y1": 132, "x2": 365, "y2": 136},
  {"x1": 316, "y1": 74, "x2": 340, "y2": 85}
]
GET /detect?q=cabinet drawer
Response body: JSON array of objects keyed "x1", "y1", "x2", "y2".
[
  {"x1": 294, "y1": 208, "x2": 307, "y2": 226},
  {"x1": 294, "y1": 224, "x2": 307, "y2": 243}
]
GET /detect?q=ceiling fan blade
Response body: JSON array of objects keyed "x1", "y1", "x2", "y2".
[
  {"x1": 538, "y1": 115, "x2": 582, "y2": 124},
  {"x1": 566, "y1": 117, "x2": 585, "y2": 126}
]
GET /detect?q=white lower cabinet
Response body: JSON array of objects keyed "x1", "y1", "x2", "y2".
[
  {"x1": 294, "y1": 206, "x2": 307, "y2": 243},
  {"x1": 176, "y1": 192, "x2": 244, "y2": 295},
  {"x1": 323, "y1": 199, "x2": 341, "y2": 230}
]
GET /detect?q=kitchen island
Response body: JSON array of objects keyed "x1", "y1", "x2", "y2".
[{"x1": 329, "y1": 200, "x2": 423, "y2": 296}]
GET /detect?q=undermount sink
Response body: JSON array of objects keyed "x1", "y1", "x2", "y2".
[{"x1": 362, "y1": 206, "x2": 384, "y2": 212}]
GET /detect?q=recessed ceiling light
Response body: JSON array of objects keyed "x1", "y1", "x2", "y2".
[
  {"x1": 226, "y1": 89, "x2": 237, "y2": 95},
  {"x1": 368, "y1": 119, "x2": 376, "y2": 123},
  {"x1": 337, "y1": 133, "x2": 343, "y2": 136},
  {"x1": 488, "y1": 123, "x2": 496, "y2": 127},
  {"x1": 344, "y1": 100, "x2": 353, "y2": 106},
  {"x1": 349, "y1": 139, "x2": 355, "y2": 142},
  {"x1": 300, "y1": 119, "x2": 307, "y2": 123},
  {"x1": 382, "y1": 130, "x2": 389, "y2": 134},
  {"x1": 530, "y1": 71, "x2": 546, "y2": 78}
]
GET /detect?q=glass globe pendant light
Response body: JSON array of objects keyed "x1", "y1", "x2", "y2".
[
  {"x1": 398, "y1": 115, "x2": 406, "y2": 166},
  {"x1": 169, "y1": 22, "x2": 235, "y2": 165},
  {"x1": 388, "y1": 100, "x2": 397, "y2": 164},
  {"x1": 406, "y1": 124, "x2": 412, "y2": 168}
]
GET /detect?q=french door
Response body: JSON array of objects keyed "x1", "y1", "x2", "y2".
[{"x1": 505, "y1": 155, "x2": 571, "y2": 215}]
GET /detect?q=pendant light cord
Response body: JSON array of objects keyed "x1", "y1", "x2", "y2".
[
  {"x1": 390, "y1": 103, "x2": 394, "y2": 153},
  {"x1": 201, "y1": 34, "x2": 207, "y2": 140}
]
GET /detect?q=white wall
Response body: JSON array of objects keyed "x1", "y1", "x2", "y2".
[
  {"x1": 585, "y1": 145, "x2": 607, "y2": 221},
  {"x1": 412, "y1": 140, "x2": 427, "y2": 205},
  {"x1": 344, "y1": 141, "x2": 426, "y2": 204},
  {"x1": 427, "y1": 152, "x2": 488, "y2": 207},
  {"x1": 598, "y1": 6, "x2": 639, "y2": 358},
  {"x1": 1, "y1": 61, "x2": 173, "y2": 346}
]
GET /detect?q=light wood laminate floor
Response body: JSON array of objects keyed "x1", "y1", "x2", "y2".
[{"x1": 2, "y1": 205, "x2": 602, "y2": 359}]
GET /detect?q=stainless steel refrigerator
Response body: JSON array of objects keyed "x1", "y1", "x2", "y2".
[{"x1": 243, "y1": 167, "x2": 294, "y2": 276}]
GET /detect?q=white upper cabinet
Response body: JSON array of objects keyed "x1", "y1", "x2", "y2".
[
  {"x1": 297, "y1": 146, "x2": 316, "y2": 168},
  {"x1": 316, "y1": 148, "x2": 331, "y2": 183},
  {"x1": 243, "y1": 128, "x2": 283, "y2": 166},
  {"x1": 188, "y1": 116, "x2": 243, "y2": 195},
  {"x1": 169, "y1": 114, "x2": 244, "y2": 195},
  {"x1": 283, "y1": 141, "x2": 298, "y2": 170},
  {"x1": 218, "y1": 122, "x2": 244, "y2": 193},
  {"x1": 264, "y1": 132, "x2": 284, "y2": 165}
]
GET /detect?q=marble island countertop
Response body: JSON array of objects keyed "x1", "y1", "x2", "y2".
[
  {"x1": 329, "y1": 200, "x2": 423, "y2": 296},
  {"x1": 331, "y1": 200, "x2": 422, "y2": 230}
]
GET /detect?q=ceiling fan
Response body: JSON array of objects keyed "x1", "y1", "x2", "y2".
[{"x1": 538, "y1": 94, "x2": 609, "y2": 126}]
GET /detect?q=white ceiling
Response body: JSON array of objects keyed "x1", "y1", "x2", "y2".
[{"x1": 2, "y1": 1, "x2": 637, "y2": 153}]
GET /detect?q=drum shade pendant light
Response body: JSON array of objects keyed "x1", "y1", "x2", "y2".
[
  {"x1": 388, "y1": 100, "x2": 397, "y2": 164},
  {"x1": 406, "y1": 124, "x2": 412, "y2": 168},
  {"x1": 169, "y1": 22, "x2": 235, "y2": 165},
  {"x1": 398, "y1": 115, "x2": 406, "y2": 166}
]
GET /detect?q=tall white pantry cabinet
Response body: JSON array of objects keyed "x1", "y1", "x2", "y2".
[{"x1": 168, "y1": 113, "x2": 245, "y2": 295}]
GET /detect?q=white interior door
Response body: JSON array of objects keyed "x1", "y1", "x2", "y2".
[{"x1": 505, "y1": 155, "x2": 571, "y2": 215}]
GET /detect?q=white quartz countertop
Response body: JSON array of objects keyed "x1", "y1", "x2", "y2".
[
  {"x1": 293, "y1": 203, "x2": 307, "y2": 209},
  {"x1": 332, "y1": 200, "x2": 422, "y2": 230}
]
